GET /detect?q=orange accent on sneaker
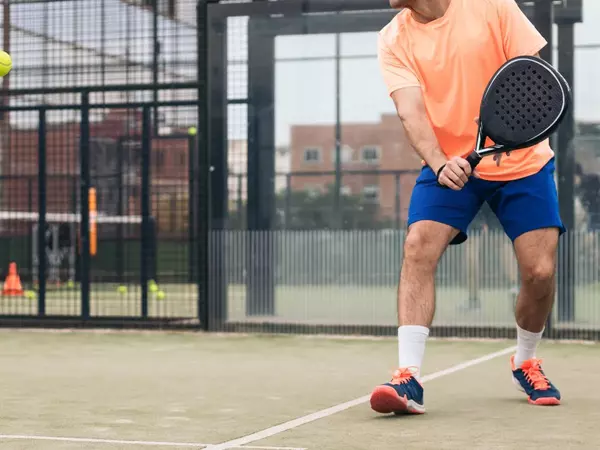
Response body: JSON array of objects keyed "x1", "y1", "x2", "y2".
[
  {"x1": 390, "y1": 368, "x2": 417, "y2": 385},
  {"x1": 528, "y1": 396, "x2": 560, "y2": 406},
  {"x1": 520, "y1": 358, "x2": 550, "y2": 390}
]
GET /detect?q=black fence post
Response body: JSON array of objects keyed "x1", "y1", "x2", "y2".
[
  {"x1": 532, "y1": 0, "x2": 554, "y2": 333},
  {"x1": 152, "y1": 0, "x2": 160, "y2": 136},
  {"x1": 237, "y1": 174, "x2": 243, "y2": 215},
  {"x1": 197, "y1": 0, "x2": 210, "y2": 330},
  {"x1": 141, "y1": 106, "x2": 152, "y2": 319},
  {"x1": 79, "y1": 92, "x2": 91, "y2": 319},
  {"x1": 285, "y1": 174, "x2": 291, "y2": 228},
  {"x1": 247, "y1": 19, "x2": 275, "y2": 316},
  {"x1": 205, "y1": 3, "x2": 228, "y2": 328},
  {"x1": 27, "y1": 178, "x2": 33, "y2": 282},
  {"x1": 556, "y1": 17, "x2": 577, "y2": 323},
  {"x1": 333, "y1": 33, "x2": 342, "y2": 229},
  {"x1": 37, "y1": 107, "x2": 47, "y2": 317},
  {"x1": 116, "y1": 138, "x2": 125, "y2": 285},
  {"x1": 187, "y1": 132, "x2": 196, "y2": 284}
]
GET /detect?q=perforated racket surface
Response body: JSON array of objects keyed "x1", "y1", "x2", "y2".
[{"x1": 467, "y1": 56, "x2": 570, "y2": 169}]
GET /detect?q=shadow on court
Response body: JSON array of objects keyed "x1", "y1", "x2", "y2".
[{"x1": 0, "y1": 331, "x2": 597, "y2": 449}]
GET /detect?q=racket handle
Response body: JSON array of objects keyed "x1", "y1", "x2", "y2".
[{"x1": 466, "y1": 152, "x2": 482, "y2": 170}]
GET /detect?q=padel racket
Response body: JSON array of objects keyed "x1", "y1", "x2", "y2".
[{"x1": 466, "y1": 56, "x2": 571, "y2": 169}]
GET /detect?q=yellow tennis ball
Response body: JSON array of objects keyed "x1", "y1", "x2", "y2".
[
  {"x1": 0, "y1": 51, "x2": 12, "y2": 77},
  {"x1": 188, "y1": 126, "x2": 197, "y2": 136},
  {"x1": 25, "y1": 290, "x2": 36, "y2": 299},
  {"x1": 156, "y1": 290, "x2": 165, "y2": 300},
  {"x1": 117, "y1": 285, "x2": 127, "y2": 294},
  {"x1": 149, "y1": 284, "x2": 158, "y2": 293},
  {"x1": 67, "y1": 280, "x2": 75, "y2": 289}
]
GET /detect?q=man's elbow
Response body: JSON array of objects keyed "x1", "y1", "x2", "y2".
[
  {"x1": 390, "y1": 87, "x2": 426, "y2": 124},
  {"x1": 395, "y1": 103, "x2": 424, "y2": 125}
]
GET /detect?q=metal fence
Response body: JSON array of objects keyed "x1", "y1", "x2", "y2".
[
  {"x1": 0, "y1": 0, "x2": 595, "y2": 339},
  {"x1": 209, "y1": 229, "x2": 600, "y2": 339}
]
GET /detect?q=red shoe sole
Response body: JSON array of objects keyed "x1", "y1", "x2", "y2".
[
  {"x1": 529, "y1": 396, "x2": 561, "y2": 406},
  {"x1": 370, "y1": 385, "x2": 424, "y2": 415}
]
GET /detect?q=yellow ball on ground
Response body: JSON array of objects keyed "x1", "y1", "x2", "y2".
[
  {"x1": 148, "y1": 280, "x2": 158, "y2": 292},
  {"x1": 156, "y1": 290, "x2": 165, "y2": 300},
  {"x1": 67, "y1": 280, "x2": 75, "y2": 289},
  {"x1": 117, "y1": 285, "x2": 127, "y2": 294},
  {"x1": 0, "y1": 51, "x2": 12, "y2": 77},
  {"x1": 25, "y1": 290, "x2": 36, "y2": 299}
]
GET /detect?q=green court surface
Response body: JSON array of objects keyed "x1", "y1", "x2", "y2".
[
  {"x1": 0, "y1": 330, "x2": 598, "y2": 449},
  {"x1": 1, "y1": 283, "x2": 600, "y2": 328}
]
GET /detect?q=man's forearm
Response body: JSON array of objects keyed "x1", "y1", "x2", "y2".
[{"x1": 399, "y1": 113, "x2": 447, "y2": 173}]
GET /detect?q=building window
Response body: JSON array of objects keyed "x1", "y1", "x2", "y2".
[
  {"x1": 363, "y1": 185, "x2": 380, "y2": 203},
  {"x1": 332, "y1": 145, "x2": 354, "y2": 164},
  {"x1": 361, "y1": 146, "x2": 381, "y2": 164},
  {"x1": 303, "y1": 147, "x2": 321, "y2": 164}
]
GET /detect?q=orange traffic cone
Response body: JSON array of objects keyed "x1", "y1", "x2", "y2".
[{"x1": 3, "y1": 262, "x2": 24, "y2": 296}]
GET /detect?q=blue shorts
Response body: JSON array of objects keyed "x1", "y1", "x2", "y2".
[{"x1": 408, "y1": 159, "x2": 566, "y2": 245}]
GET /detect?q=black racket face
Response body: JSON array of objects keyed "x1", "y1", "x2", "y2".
[{"x1": 479, "y1": 56, "x2": 569, "y2": 148}]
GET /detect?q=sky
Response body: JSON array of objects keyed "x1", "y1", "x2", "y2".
[{"x1": 4, "y1": 0, "x2": 600, "y2": 145}]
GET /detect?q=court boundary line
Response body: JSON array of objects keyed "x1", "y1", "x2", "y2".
[
  {"x1": 206, "y1": 345, "x2": 518, "y2": 450},
  {"x1": 0, "y1": 435, "x2": 305, "y2": 449}
]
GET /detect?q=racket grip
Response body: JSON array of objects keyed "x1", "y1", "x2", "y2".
[{"x1": 466, "y1": 152, "x2": 482, "y2": 170}]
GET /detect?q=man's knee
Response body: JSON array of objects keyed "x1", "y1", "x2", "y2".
[
  {"x1": 521, "y1": 261, "x2": 555, "y2": 287},
  {"x1": 403, "y1": 224, "x2": 452, "y2": 269}
]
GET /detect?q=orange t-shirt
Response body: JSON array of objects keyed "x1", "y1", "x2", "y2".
[{"x1": 378, "y1": 0, "x2": 553, "y2": 181}]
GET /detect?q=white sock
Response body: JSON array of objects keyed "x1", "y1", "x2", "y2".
[
  {"x1": 514, "y1": 324, "x2": 544, "y2": 368},
  {"x1": 398, "y1": 325, "x2": 429, "y2": 379}
]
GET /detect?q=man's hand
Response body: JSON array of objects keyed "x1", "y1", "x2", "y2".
[{"x1": 436, "y1": 156, "x2": 476, "y2": 190}]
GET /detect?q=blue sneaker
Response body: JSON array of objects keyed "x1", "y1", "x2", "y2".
[
  {"x1": 511, "y1": 356, "x2": 561, "y2": 406},
  {"x1": 370, "y1": 368, "x2": 425, "y2": 415}
]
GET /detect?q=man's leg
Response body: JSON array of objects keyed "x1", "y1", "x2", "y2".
[
  {"x1": 397, "y1": 220, "x2": 459, "y2": 373},
  {"x1": 488, "y1": 159, "x2": 564, "y2": 406},
  {"x1": 509, "y1": 227, "x2": 561, "y2": 405},
  {"x1": 370, "y1": 166, "x2": 481, "y2": 415},
  {"x1": 513, "y1": 228, "x2": 558, "y2": 358}
]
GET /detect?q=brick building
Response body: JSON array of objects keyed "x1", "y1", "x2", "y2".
[
  {"x1": 0, "y1": 110, "x2": 191, "y2": 235},
  {"x1": 289, "y1": 114, "x2": 422, "y2": 221}
]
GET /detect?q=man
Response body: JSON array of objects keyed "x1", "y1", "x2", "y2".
[{"x1": 370, "y1": 0, "x2": 564, "y2": 415}]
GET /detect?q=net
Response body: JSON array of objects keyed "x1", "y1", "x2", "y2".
[{"x1": 0, "y1": 211, "x2": 148, "y2": 286}]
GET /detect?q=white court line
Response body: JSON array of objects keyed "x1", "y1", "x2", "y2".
[
  {"x1": 0, "y1": 435, "x2": 305, "y2": 450},
  {"x1": 0, "y1": 435, "x2": 208, "y2": 447},
  {"x1": 206, "y1": 345, "x2": 517, "y2": 450},
  {"x1": 239, "y1": 447, "x2": 306, "y2": 450}
]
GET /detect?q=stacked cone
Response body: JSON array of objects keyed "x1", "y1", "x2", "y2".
[{"x1": 3, "y1": 262, "x2": 23, "y2": 296}]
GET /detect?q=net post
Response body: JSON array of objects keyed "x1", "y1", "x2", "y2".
[
  {"x1": 37, "y1": 107, "x2": 47, "y2": 317},
  {"x1": 79, "y1": 91, "x2": 91, "y2": 319},
  {"x1": 140, "y1": 106, "x2": 152, "y2": 319}
]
